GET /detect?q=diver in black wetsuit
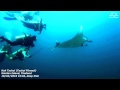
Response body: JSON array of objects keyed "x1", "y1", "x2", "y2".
[
  {"x1": 0, "y1": 33, "x2": 37, "y2": 48},
  {"x1": 21, "y1": 18, "x2": 46, "y2": 34}
]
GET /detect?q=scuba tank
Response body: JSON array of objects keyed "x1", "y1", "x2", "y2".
[
  {"x1": 15, "y1": 34, "x2": 29, "y2": 40},
  {"x1": 15, "y1": 32, "x2": 31, "y2": 40},
  {"x1": 15, "y1": 33, "x2": 32, "y2": 47},
  {"x1": 11, "y1": 49, "x2": 24, "y2": 61}
]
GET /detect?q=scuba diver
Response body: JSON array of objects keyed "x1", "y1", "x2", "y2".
[
  {"x1": 4, "y1": 11, "x2": 24, "y2": 21},
  {"x1": 0, "y1": 33, "x2": 37, "y2": 48},
  {"x1": 4, "y1": 11, "x2": 40, "y2": 21},
  {"x1": 0, "y1": 44, "x2": 12, "y2": 62},
  {"x1": 6, "y1": 47, "x2": 31, "y2": 61},
  {"x1": 21, "y1": 18, "x2": 46, "y2": 34}
]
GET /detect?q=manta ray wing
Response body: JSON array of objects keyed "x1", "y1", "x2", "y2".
[{"x1": 57, "y1": 29, "x2": 85, "y2": 48}]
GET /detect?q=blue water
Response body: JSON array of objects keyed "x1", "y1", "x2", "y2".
[{"x1": 0, "y1": 11, "x2": 120, "y2": 79}]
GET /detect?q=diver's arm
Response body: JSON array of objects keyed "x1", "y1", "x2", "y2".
[
  {"x1": 22, "y1": 50, "x2": 31, "y2": 58},
  {"x1": 25, "y1": 54, "x2": 32, "y2": 58},
  {"x1": 24, "y1": 51, "x2": 32, "y2": 58},
  {"x1": 26, "y1": 54, "x2": 31, "y2": 58}
]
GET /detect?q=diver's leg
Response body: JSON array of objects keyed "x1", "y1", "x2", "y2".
[
  {"x1": 0, "y1": 36, "x2": 14, "y2": 45},
  {"x1": 0, "y1": 36, "x2": 21, "y2": 46},
  {"x1": 11, "y1": 40, "x2": 23, "y2": 46}
]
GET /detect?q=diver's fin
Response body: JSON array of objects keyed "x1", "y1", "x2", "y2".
[{"x1": 4, "y1": 17, "x2": 17, "y2": 20}]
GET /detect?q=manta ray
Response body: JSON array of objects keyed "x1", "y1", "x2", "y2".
[{"x1": 55, "y1": 26, "x2": 92, "y2": 48}]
